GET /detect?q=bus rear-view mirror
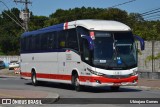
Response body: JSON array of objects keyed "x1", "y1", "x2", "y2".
[
  {"x1": 134, "y1": 35, "x2": 145, "y2": 51},
  {"x1": 81, "y1": 35, "x2": 94, "y2": 50}
]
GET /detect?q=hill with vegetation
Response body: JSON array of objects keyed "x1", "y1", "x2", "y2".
[{"x1": 0, "y1": 7, "x2": 160, "y2": 55}]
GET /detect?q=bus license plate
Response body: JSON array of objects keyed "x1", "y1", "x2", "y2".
[{"x1": 114, "y1": 83, "x2": 121, "y2": 86}]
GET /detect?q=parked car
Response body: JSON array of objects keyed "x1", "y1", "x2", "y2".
[
  {"x1": 9, "y1": 61, "x2": 20, "y2": 70},
  {"x1": 0, "y1": 60, "x2": 5, "y2": 69}
]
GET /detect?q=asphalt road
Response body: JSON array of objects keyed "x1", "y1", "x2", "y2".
[{"x1": 0, "y1": 74, "x2": 160, "y2": 107}]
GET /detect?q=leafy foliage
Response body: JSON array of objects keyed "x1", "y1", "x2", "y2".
[
  {"x1": 145, "y1": 53, "x2": 160, "y2": 67},
  {"x1": 0, "y1": 7, "x2": 160, "y2": 55}
]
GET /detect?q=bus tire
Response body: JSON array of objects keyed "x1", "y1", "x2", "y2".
[
  {"x1": 110, "y1": 86, "x2": 120, "y2": 91},
  {"x1": 31, "y1": 71, "x2": 37, "y2": 86},
  {"x1": 73, "y1": 74, "x2": 81, "y2": 92}
]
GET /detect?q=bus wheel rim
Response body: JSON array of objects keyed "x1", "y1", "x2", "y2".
[
  {"x1": 33, "y1": 75, "x2": 36, "y2": 83},
  {"x1": 75, "y1": 78, "x2": 79, "y2": 87}
]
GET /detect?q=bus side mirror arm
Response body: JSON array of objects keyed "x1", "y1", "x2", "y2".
[
  {"x1": 134, "y1": 35, "x2": 145, "y2": 51},
  {"x1": 81, "y1": 35, "x2": 94, "y2": 50}
]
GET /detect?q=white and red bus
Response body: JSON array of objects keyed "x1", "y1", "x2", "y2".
[{"x1": 20, "y1": 19, "x2": 144, "y2": 91}]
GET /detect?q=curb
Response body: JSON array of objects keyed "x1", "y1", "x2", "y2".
[
  {"x1": 0, "y1": 89, "x2": 60, "y2": 104},
  {"x1": 123, "y1": 86, "x2": 160, "y2": 91},
  {"x1": 0, "y1": 75, "x2": 19, "y2": 78},
  {"x1": 45, "y1": 92, "x2": 60, "y2": 103}
]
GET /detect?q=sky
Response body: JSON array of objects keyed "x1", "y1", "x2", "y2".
[{"x1": 0, "y1": 0, "x2": 160, "y2": 19}]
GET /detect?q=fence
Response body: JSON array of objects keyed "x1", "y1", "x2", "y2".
[{"x1": 138, "y1": 41, "x2": 160, "y2": 73}]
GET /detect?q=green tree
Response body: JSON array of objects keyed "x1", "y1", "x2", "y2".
[
  {"x1": 29, "y1": 15, "x2": 49, "y2": 30},
  {"x1": 0, "y1": 8, "x2": 23, "y2": 55},
  {"x1": 1, "y1": 7, "x2": 160, "y2": 55}
]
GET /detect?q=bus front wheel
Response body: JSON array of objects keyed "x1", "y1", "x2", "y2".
[
  {"x1": 31, "y1": 71, "x2": 37, "y2": 86},
  {"x1": 73, "y1": 74, "x2": 81, "y2": 91}
]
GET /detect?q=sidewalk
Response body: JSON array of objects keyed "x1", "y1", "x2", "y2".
[
  {"x1": 0, "y1": 89, "x2": 59, "y2": 104},
  {"x1": 137, "y1": 78, "x2": 160, "y2": 90},
  {"x1": 0, "y1": 89, "x2": 59, "y2": 98}
]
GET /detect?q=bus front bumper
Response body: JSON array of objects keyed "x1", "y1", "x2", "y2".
[
  {"x1": 80, "y1": 75, "x2": 138, "y2": 87},
  {"x1": 90, "y1": 81, "x2": 138, "y2": 87}
]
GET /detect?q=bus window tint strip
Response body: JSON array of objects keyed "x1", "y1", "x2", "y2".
[{"x1": 21, "y1": 28, "x2": 79, "y2": 53}]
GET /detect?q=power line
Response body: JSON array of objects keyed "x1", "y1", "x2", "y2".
[
  {"x1": 11, "y1": 0, "x2": 138, "y2": 24},
  {"x1": 111, "y1": 0, "x2": 137, "y2": 8},
  {"x1": 145, "y1": 16, "x2": 160, "y2": 21},
  {"x1": 14, "y1": 0, "x2": 32, "y2": 4},
  {"x1": 2, "y1": 11, "x2": 25, "y2": 30},
  {"x1": 140, "y1": 7, "x2": 160, "y2": 21},
  {"x1": 143, "y1": 12, "x2": 160, "y2": 20},
  {"x1": 46, "y1": 0, "x2": 138, "y2": 21},
  {"x1": 144, "y1": 14, "x2": 160, "y2": 19},
  {"x1": 48, "y1": 0, "x2": 138, "y2": 21},
  {"x1": 14, "y1": 0, "x2": 32, "y2": 31},
  {"x1": 0, "y1": 0, "x2": 25, "y2": 30},
  {"x1": 141, "y1": 7, "x2": 160, "y2": 15},
  {"x1": 0, "y1": 0, "x2": 22, "y2": 27},
  {"x1": 142, "y1": 10, "x2": 160, "y2": 16}
]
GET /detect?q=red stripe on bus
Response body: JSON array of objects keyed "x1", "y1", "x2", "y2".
[
  {"x1": 79, "y1": 76, "x2": 138, "y2": 83},
  {"x1": 21, "y1": 72, "x2": 138, "y2": 83},
  {"x1": 21, "y1": 72, "x2": 31, "y2": 77},
  {"x1": 21, "y1": 72, "x2": 71, "y2": 80},
  {"x1": 64, "y1": 22, "x2": 68, "y2": 30}
]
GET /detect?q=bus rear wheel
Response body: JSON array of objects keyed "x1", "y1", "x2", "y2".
[
  {"x1": 31, "y1": 71, "x2": 37, "y2": 86},
  {"x1": 73, "y1": 74, "x2": 81, "y2": 91}
]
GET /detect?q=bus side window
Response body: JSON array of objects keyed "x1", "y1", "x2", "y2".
[
  {"x1": 31, "y1": 36, "x2": 36, "y2": 51},
  {"x1": 76, "y1": 26, "x2": 90, "y2": 52},
  {"x1": 47, "y1": 33, "x2": 55, "y2": 50},
  {"x1": 67, "y1": 29, "x2": 78, "y2": 51},
  {"x1": 58, "y1": 30, "x2": 67, "y2": 49},
  {"x1": 82, "y1": 39, "x2": 91, "y2": 64},
  {"x1": 41, "y1": 34, "x2": 48, "y2": 50},
  {"x1": 26, "y1": 36, "x2": 31, "y2": 52},
  {"x1": 35, "y1": 35, "x2": 41, "y2": 51},
  {"x1": 21, "y1": 37, "x2": 26, "y2": 52}
]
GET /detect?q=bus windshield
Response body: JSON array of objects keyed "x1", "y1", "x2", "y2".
[{"x1": 93, "y1": 31, "x2": 137, "y2": 70}]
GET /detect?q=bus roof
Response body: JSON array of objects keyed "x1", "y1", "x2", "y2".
[
  {"x1": 22, "y1": 19, "x2": 131, "y2": 37},
  {"x1": 75, "y1": 20, "x2": 131, "y2": 31}
]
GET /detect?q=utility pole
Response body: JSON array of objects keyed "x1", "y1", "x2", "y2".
[{"x1": 14, "y1": 0, "x2": 32, "y2": 31}]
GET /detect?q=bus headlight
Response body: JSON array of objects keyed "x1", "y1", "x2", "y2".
[
  {"x1": 131, "y1": 70, "x2": 138, "y2": 76},
  {"x1": 87, "y1": 68, "x2": 104, "y2": 76}
]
